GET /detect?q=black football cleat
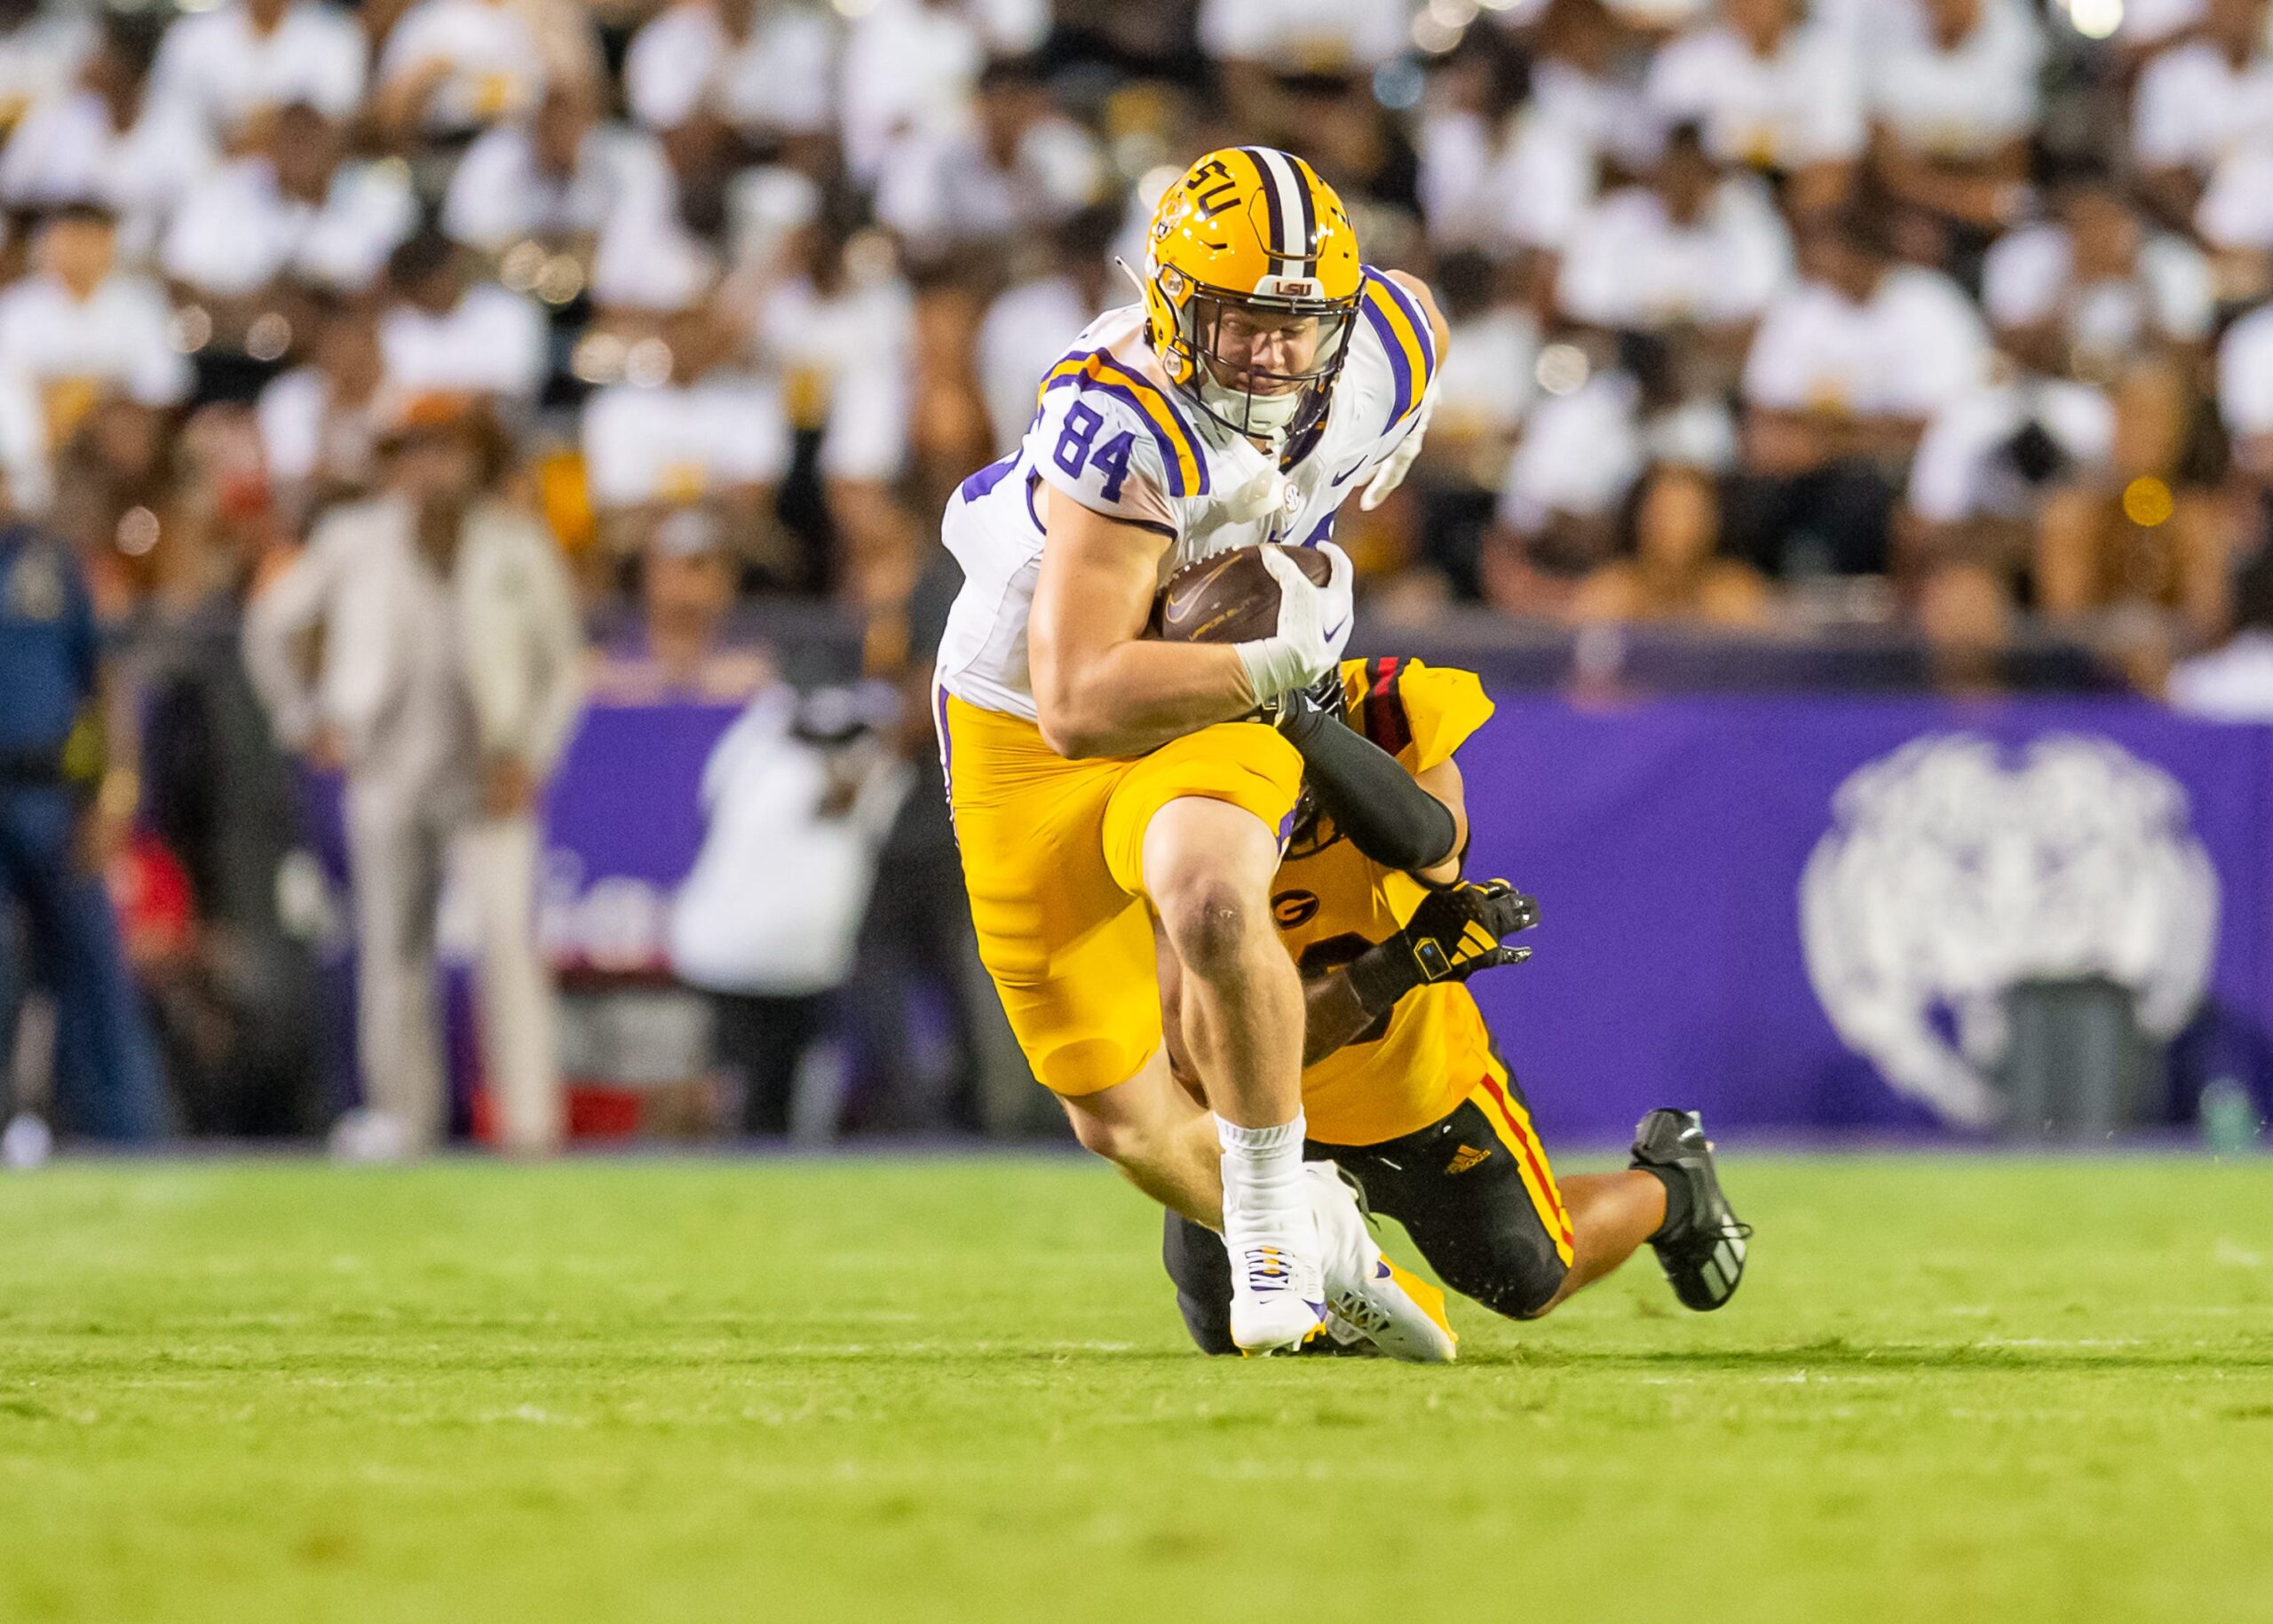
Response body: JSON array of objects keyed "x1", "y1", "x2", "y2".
[{"x1": 1630, "y1": 1109, "x2": 1750, "y2": 1312}]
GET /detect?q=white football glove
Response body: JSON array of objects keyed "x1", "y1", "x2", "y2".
[
  {"x1": 1234, "y1": 541, "x2": 1355, "y2": 705},
  {"x1": 1359, "y1": 391, "x2": 1436, "y2": 511}
]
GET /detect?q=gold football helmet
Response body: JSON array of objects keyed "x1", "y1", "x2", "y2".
[{"x1": 1142, "y1": 147, "x2": 1363, "y2": 442}]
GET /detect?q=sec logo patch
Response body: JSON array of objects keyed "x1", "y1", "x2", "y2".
[{"x1": 1271, "y1": 890, "x2": 1319, "y2": 929}]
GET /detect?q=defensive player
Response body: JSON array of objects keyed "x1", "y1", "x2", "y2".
[
  {"x1": 1158, "y1": 659, "x2": 1751, "y2": 1351},
  {"x1": 932, "y1": 148, "x2": 1453, "y2": 1354}
]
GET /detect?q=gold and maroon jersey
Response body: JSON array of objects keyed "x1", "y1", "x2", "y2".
[{"x1": 1275, "y1": 657, "x2": 1508, "y2": 1147}]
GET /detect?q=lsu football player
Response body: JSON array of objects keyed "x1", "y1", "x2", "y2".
[
  {"x1": 1157, "y1": 659, "x2": 1751, "y2": 1351},
  {"x1": 932, "y1": 148, "x2": 1453, "y2": 1355}
]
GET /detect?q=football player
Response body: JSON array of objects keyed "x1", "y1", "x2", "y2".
[
  {"x1": 1158, "y1": 659, "x2": 1751, "y2": 1352},
  {"x1": 932, "y1": 149, "x2": 1453, "y2": 1355}
]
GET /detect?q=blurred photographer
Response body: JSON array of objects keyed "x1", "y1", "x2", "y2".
[{"x1": 669, "y1": 682, "x2": 908, "y2": 1138}]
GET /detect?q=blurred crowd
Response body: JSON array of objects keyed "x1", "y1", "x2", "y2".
[
  {"x1": 13, "y1": 0, "x2": 2273, "y2": 1147},
  {"x1": 20, "y1": 0, "x2": 2273, "y2": 668}
]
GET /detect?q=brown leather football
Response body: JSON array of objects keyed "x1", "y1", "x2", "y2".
[{"x1": 1148, "y1": 544, "x2": 1334, "y2": 644}]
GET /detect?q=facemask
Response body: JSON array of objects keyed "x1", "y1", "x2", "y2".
[{"x1": 1199, "y1": 373, "x2": 1305, "y2": 438}]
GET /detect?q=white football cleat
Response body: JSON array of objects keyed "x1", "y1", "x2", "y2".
[
  {"x1": 327, "y1": 1108, "x2": 415, "y2": 1165},
  {"x1": 2, "y1": 1113, "x2": 52, "y2": 1171},
  {"x1": 1225, "y1": 1222, "x2": 1328, "y2": 1356},
  {"x1": 1304, "y1": 1162, "x2": 1458, "y2": 1364}
]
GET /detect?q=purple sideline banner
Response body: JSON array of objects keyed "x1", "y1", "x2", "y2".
[
  {"x1": 1454, "y1": 696, "x2": 2273, "y2": 1138},
  {"x1": 538, "y1": 694, "x2": 2273, "y2": 1138}
]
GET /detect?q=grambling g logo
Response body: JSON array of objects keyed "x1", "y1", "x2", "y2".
[
  {"x1": 1799, "y1": 734, "x2": 2218, "y2": 1127},
  {"x1": 1271, "y1": 890, "x2": 1319, "y2": 930}
]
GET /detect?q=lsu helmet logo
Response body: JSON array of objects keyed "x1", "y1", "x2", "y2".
[{"x1": 1800, "y1": 734, "x2": 2218, "y2": 1127}]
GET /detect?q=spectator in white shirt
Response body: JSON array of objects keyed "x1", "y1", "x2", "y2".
[
  {"x1": 1485, "y1": 358, "x2": 1645, "y2": 614},
  {"x1": 0, "y1": 202, "x2": 192, "y2": 514},
  {"x1": 0, "y1": 0, "x2": 90, "y2": 139},
  {"x1": 2118, "y1": 0, "x2": 2209, "y2": 61},
  {"x1": 375, "y1": 0, "x2": 550, "y2": 141},
  {"x1": 581, "y1": 305, "x2": 791, "y2": 576},
  {"x1": 1485, "y1": 326, "x2": 1740, "y2": 608},
  {"x1": 1415, "y1": 28, "x2": 1596, "y2": 259},
  {"x1": 837, "y1": 0, "x2": 985, "y2": 184},
  {"x1": 624, "y1": 0, "x2": 836, "y2": 151},
  {"x1": 2168, "y1": 551, "x2": 2273, "y2": 717},
  {"x1": 871, "y1": 55, "x2": 1105, "y2": 267},
  {"x1": 0, "y1": 13, "x2": 212, "y2": 265},
  {"x1": 2216, "y1": 295, "x2": 2273, "y2": 498},
  {"x1": 754, "y1": 218, "x2": 917, "y2": 603},
  {"x1": 1409, "y1": 250, "x2": 1539, "y2": 598},
  {"x1": 1199, "y1": 0, "x2": 1411, "y2": 76},
  {"x1": 1530, "y1": 0, "x2": 1646, "y2": 157},
  {"x1": 148, "y1": 0, "x2": 365, "y2": 146},
  {"x1": 2187, "y1": 128, "x2": 2273, "y2": 300},
  {"x1": 1904, "y1": 376, "x2": 2114, "y2": 582},
  {"x1": 1868, "y1": 0, "x2": 2044, "y2": 238},
  {"x1": 1200, "y1": 0, "x2": 1415, "y2": 148},
  {"x1": 377, "y1": 229, "x2": 549, "y2": 401},
  {"x1": 162, "y1": 103, "x2": 416, "y2": 311},
  {"x1": 1984, "y1": 173, "x2": 2214, "y2": 381},
  {"x1": 1644, "y1": 0, "x2": 1865, "y2": 213},
  {"x1": 1738, "y1": 207, "x2": 1990, "y2": 574},
  {"x1": 2133, "y1": 0, "x2": 2273, "y2": 228},
  {"x1": 1556, "y1": 125, "x2": 1793, "y2": 367},
  {"x1": 975, "y1": 205, "x2": 1117, "y2": 456},
  {"x1": 258, "y1": 294, "x2": 386, "y2": 516},
  {"x1": 442, "y1": 83, "x2": 676, "y2": 258}
]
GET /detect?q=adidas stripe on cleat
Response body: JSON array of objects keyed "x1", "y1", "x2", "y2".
[{"x1": 1630, "y1": 1108, "x2": 1750, "y2": 1312}]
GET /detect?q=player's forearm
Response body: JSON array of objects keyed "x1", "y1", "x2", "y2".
[
  {"x1": 1301, "y1": 970, "x2": 1378, "y2": 1066},
  {"x1": 1032, "y1": 639, "x2": 1255, "y2": 759},
  {"x1": 1277, "y1": 701, "x2": 1460, "y2": 875}
]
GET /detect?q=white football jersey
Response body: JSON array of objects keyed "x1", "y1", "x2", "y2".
[{"x1": 936, "y1": 269, "x2": 1440, "y2": 720}]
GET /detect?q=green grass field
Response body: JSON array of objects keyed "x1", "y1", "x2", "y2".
[{"x1": 0, "y1": 1153, "x2": 2268, "y2": 1623}]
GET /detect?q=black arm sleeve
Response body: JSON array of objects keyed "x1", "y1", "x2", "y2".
[{"x1": 1278, "y1": 700, "x2": 1459, "y2": 874}]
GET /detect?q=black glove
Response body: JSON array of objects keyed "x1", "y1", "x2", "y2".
[{"x1": 1346, "y1": 880, "x2": 1539, "y2": 1014}]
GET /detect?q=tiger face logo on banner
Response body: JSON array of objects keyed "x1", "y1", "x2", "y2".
[{"x1": 1799, "y1": 734, "x2": 2219, "y2": 1126}]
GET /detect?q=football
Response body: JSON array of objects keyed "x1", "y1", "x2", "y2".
[{"x1": 1149, "y1": 543, "x2": 1334, "y2": 644}]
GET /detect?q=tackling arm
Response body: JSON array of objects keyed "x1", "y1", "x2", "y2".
[{"x1": 1277, "y1": 696, "x2": 1468, "y2": 881}]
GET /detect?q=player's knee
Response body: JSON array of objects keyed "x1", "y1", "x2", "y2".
[
  {"x1": 1064, "y1": 1098, "x2": 1169, "y2": 1171},
  {"x1": 1156, "y1": 876, "x2": 1260, "y2": 981},
  {"x1": 1065, "y1": 1103, "x2": 1130, "y2": 1162},
  {"x1": 1448, "y1": 1242, "x2": 1570, "y2": 1323}
]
